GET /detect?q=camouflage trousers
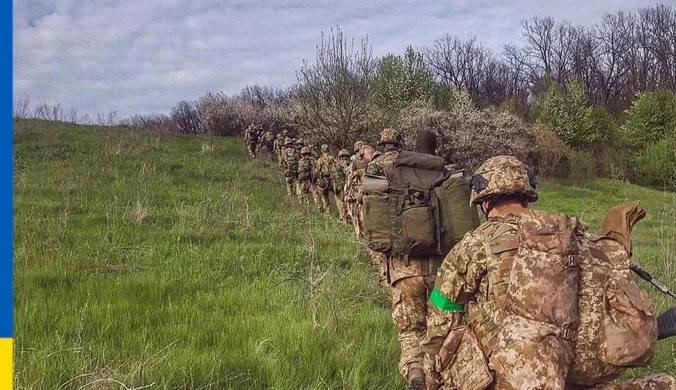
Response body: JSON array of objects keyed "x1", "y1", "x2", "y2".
[
  {"x1": 346, "y1": 200, "x2": 363, "y2": 238},
  {"x1": 298, "y1": 180, "x2": 311, "y2": 204},
  {"x1": 312, "y1": 184, "x2": 331, "y2": 214},
  {"x1": 367, "y1": 249, "x2": 391, "y2": 293},
  {"x1": 392, "y1": 275, "x2": 436, "y2": 379},
  {"x1": 285, "y1": 177, "x2": 295, "y2": 197},
  {"x1": 333, "y1": 190, "x2": 348, "y2": 223},
  {"x1": 567, "y1": 374, "x2": 676, "y2": 390},
  {"x1": 247, "y1": 143, "x2": 257, "y2": 158}
]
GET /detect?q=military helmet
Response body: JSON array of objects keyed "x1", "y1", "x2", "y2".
[
  {"x1": 282, "y1": 129, "x2": 289, "y2": 136},
  {"x1": 338, "y1": 149, "x2": 350, "y2": 158},
  {"x1": 353, "y1": 140, "x2": 364, "y2": 152},
  {"x1": 301, "y1": 146, "x2": 311, "y2": 155},
  {"x1": 377, "y1": 128, "x2": 401, "y2": 147},
  {"x1": 320, "y1": 144, "x2": 329, "y2": 153},
  {"x1": 469, "y1": 155, "x2": 538, "y2": 206},
  {"x1": 296, "y1": 138, "x2": 305, "y2": 146}
]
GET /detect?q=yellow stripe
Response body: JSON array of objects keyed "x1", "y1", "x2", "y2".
[{"x1": 0, "y1": 339, "x2": 12, "y2": 389}]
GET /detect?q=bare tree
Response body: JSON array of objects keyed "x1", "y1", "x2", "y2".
[
  {"x1": 13, "y1": 97, "x2": 30, "y2": 119},
  {"x1": 426, "y1": 35, "x2": 509, "y2": 107},
  {"x1": 171, "y1": 101, "x2": 203, "y2": 134},
  {"x1": 292, "y1": 26, "x2": 379, "y2": 147}
]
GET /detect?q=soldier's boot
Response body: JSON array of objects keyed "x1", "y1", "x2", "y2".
[{"x1": 405, "y1": 369, "x2": 426, "y2": 390}]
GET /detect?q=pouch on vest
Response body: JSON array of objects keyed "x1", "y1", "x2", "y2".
[
  {"x1": 435, "y1": 171, "x2": 480, "y2": 253},
  {"x1": 438, "y1": 326, "x2": 493, "y2": 390},
  {"x1": 363, "y1": 192, "x2": 391, "y2": 252}
]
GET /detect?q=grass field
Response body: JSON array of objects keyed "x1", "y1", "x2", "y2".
[{"x1": 13, "y1": 119, "x2": 676, "y2": 389}]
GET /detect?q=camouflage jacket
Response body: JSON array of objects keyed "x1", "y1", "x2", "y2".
[
  {"x1": 421, "y1": 207, "x2": 527, "y2": 359},
  {"x1": 316, "y1": 153, "x2": 335, "y2": 177},
  {"x1": 366, "y1": 150, "x2": 399, "y2": 176},
  {"x1": 282, "y1": 148, "x2": 299, "y2": 178},
  {"x1": 330, "y1": 159, "x2": 349, "y2": 190},
  {"x1": 298, "y1": 155, "x2": 316, "y2": 181}
]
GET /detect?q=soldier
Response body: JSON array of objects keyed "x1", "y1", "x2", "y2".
[
  {"x1": 273, "y1": 133, "x2": 284, "y2": 166},
  {"x1": 366, "y1": 128, "x2": 441, "y2": 390},
  {"x1": 421, "y1": 155, "x2": 676, "y2": 390},
  {"x1": 331, "y1": 149, "x2": 351, "y2": 223},
  {"x1": 297, "y1": 146, "x2": 315, "y2": 205},
  {"x1": 345, "y1": 141, "x2": 368, "y2": 238},
  {"x1": 262, "y1": 130, "x2": 275, "y2": 158},
  {"x1": 313, "y1": 144, "x2": 333, "y2": 215},
  {"x1": 244, "y1": 123, "x2": 259, "y2": 159},
  {"x1": 281, "y1": 137, "x2": 299, "y2": 198}
]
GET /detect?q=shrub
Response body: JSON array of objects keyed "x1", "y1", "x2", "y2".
[
  {"x1": 398, "y1": 95, "x2": 537, "y2": 174},
  {"x1": 533, "y1": 126, "x2": 566, "y2": 182},
  {"x1": 621, "y1": 90, "x2": 676, "y2": 153},
  {"x1": 566, "y1": 148, "x2": 596, "y2": 187},
  {"x1": 635, "y1": 134, "x2": 676, "y2": 190}
]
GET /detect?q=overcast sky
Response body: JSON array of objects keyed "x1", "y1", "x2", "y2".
[{"x1": 13, "y1": 0, "x2": 668, "y2": 119}]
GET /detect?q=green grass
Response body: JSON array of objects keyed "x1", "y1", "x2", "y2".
[{"x1": 13, "y1": 119, "x2": 676, "y2": 389}]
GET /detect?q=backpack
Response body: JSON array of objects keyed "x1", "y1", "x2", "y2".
[
  {"x1": 361, "y1": 151, "x2": 479, "y2": 258},
  {"x1": 566, "y1": 201, "x2": 657, "y2": 385}
]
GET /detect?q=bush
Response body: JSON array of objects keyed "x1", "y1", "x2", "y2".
[
  {"x1": 621, "y1": 90, "x2": 676, "y2": 155},
  {"x1": 566, "y1": 148, "x2": 596, "y2": 187},
  {"x1": 635, "y1": 134, "x2": 676, "y2": 190},
  {"x1": 533, "y1": 126, "x2": 566, "y2": 182},
  {"x1": 398, "y1": 94, "x2": 537, "y2": 174}
]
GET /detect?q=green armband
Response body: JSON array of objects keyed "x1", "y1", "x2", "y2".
[{"x1": 429, "y1": 288, "x2": 463, "y2": 312}]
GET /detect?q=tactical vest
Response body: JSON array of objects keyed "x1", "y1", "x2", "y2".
[{"x1": 298, "y1": 156, "x2": 314, "y2": 181}]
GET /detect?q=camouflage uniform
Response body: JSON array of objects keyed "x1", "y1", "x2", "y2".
[
  {"x1": 244, "y1": 125, "x2": 259, "y2": 159},
  {"x1": 273, "y1": 134, "x2": 284, "y2": 166},
  {"x1": 281, "y1": 138, "x2": 299, "y2": 198},
  {"x1": 297, "y1": 147, "x2": 315, "y2": 205},
  {"x1": 422, "y1": 156, "x2": 575, "y2": 390},
  {"x1": 313, "y1": 144, "x2": 333, "y2": 214},
  {"x1": 331, "y1": 149, "x2": 351, "y2": 223},
  {"x1": 367, "y1": 129, "x2": 442, "y2": 389},
  {"x1": 568, "y1": 374, "x2": 676, "y2": 390},
  {"x1": 261, "y1": 131, "x2": 275, "y2": 157},
  {"x1": 346, "y1": 141, "x2": 368, "y2": 238}
]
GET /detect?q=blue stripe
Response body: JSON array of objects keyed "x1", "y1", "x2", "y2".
[{"x1": 1, "y1": 0, "x2": 13, "y2": 338}]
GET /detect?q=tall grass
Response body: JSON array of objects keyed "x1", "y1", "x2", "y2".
[{"x1": 13, "y1": 119, "x2": 676, "y2": 388}]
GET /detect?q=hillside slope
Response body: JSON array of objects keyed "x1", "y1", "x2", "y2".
[{"x1": 13, "y1": 119, "x2": 676, "y2": 389}]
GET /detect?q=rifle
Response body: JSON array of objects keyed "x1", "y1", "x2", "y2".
[{"x1": 631, "y1": 262, "x2": 676, "y2": 300}]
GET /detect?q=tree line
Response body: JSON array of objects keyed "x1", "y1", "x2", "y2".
[{"x1": 14, "y1": 4, "x2": 676, "y2": 189}]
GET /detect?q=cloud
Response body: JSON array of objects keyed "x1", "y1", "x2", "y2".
[{"x1": 13, "y1": 0, "x2": 666, "y2": 119}]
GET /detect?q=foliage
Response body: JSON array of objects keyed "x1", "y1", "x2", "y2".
[
  {"x1": 292, "y1": 27, "x2": 380, "y2": 149},
  {"x1": 533, "y1": 125, "x2": 567, "y2": 181},
  {"x1": 531, "y1": 78, "x2": 612, "y2": 150},
  {"x1": 635, "y1": 132, "x2": 676, "y2": 189},
  {"x1": 370, "y1": 46, "x2": 433, "y2": 126},
  {"x1": 398, "y1": 94, "x2": 537, "y2": 174},
  {"x1": 171, "y1": 100, "x2": 203, "y2": 134},
  {"x1": 620, "y1": 89, "x2": 676, "y2": 154},
  {"x1": 565, "y1": 148, "x2": 596, "y2": 187}
]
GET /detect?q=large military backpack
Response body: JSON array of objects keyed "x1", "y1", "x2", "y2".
[
  {"x1": 567, "y1": 201, "x2": 657, "y2": 386},
  {"x1": 361, "y1": 151, "x2": 480, "y2": 258}
]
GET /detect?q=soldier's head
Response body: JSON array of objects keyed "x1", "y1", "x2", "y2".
[
  {"x1": 283, "y1": 137, "x2": 293, "y2": 146},
  {"x1": 301, "y1": 146, "x2": 312, "y2": 156},
  {"x1": 353, "y1": 140, "x2": 364, "y2": 153},
  {"x1": 469, "y1": 155, "x2": 538, "y2": 217},
  {"x1": 320, "y1": 144, "x2": 329, "y2": 154},
  {"x1": 296, "y1": 138, "x2": 305, "y2": 147},
  {"x1": 338, "y1": 149, "x2": 350, "y2": 160},
  {"x1": 282, "y1": 129, "x2": 289, "y2": 136},
  {"x1": 377, "y1": 128, "x2": 401, "y2": 151}
]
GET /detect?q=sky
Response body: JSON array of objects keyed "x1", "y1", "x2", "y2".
[{"x1": 13, "y1": 0, "x2": 669, "y2": 120}]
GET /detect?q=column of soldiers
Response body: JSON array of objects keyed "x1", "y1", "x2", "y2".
[{"x1": 243, "y1": 125, "x2": 676, "y2": 390}]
